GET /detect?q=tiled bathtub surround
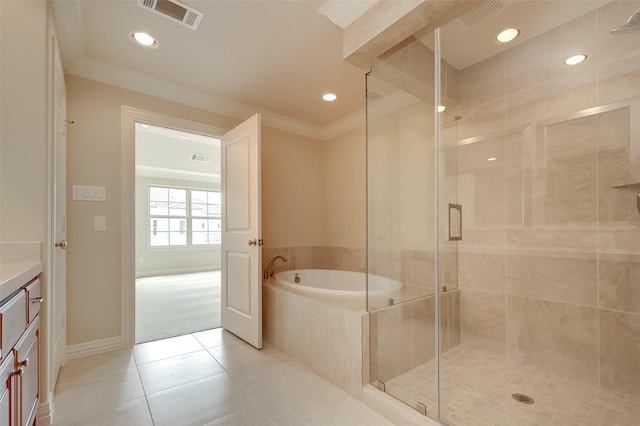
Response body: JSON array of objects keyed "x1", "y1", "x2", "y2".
[
  {"x1": 262, "y1": 246, "x2": 365, "y2": 275},
  {"x1": 262, "y1": 280, "x2": 366, "y2": 398}
]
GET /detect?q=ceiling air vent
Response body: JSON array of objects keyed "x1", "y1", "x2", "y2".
[
  {"x1": 191, "y1": 153, "x2": 211, "y2": 163},
  {"x1": 137, "y1": 0, "x2": 204, "y2": 31},
  {"x1": 457, "y1": 0, "x2": 505, "y2": 26}
]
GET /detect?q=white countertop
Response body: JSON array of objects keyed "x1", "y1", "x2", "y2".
[
  {"x1": 0, "y1": 242, "x2": 42, "y2": 301},
  {"x1": 0, "y1": 261, "x2": 42, "y2": 301}
]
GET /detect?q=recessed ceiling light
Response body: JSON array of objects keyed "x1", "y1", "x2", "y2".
[
  {"x1": 322, "y1": 93, "x2": 337, "y2": 102},
  {"x1": 437, "y1": 105, "x2": 446, "y2": 112},
  {"x1": 564, "y1": 54, "x2": 587, "y2": 66},
  {"x1": 130, "y1": 31, "x2": 158, "y2": 48},
  {"x1": 496, "y1": 28, "x2": 520, "y2": 44},
  {"x1": 487, "y1": 157, "x2": 497, "y2": 161},
  {"x1": 139, "y1": 123, "x2": 150, "y2": 129}
]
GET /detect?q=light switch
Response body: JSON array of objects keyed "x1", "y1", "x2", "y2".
[
  {"x1": 94, "y1": 216, "x2": 107, "y2": 232},
  {"x1": 72, "y1": 185, "x2": 106, "y2": 201}
]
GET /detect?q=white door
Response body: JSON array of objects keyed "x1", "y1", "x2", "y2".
[
  {"x1": 51, "y1": 35, "x2": 67, "y2": 385},
  {"x1": 221, "y1": 114, "x2": 262, "y2": 349}
]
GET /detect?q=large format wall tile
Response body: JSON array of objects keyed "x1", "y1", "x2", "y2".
[
  {"x1": 507, "y1": 296, "x2": 598, "y2": 385},
  {"x1": 369, "y1": 302, "x2": 412, "y2": 382},
  {"x1": 458, "y1": 250, "x2": 506, "y2": 293},
  {"x1": 460, "y1": 289, "x2": 506, "y2": 355},
  {"x1": 600, "y1": 309, "x2": 640, "y2": 395},
  {"x1": 311, "y1": 303, "x2": 364, "y2": 398},
  {"x1": 409, "y1": 296, "x2": 436, "y2": 367},
  {"x1": 507, "y1": 253, "x2": 597, "y2": 307},
  {"x1": 447, "y1": 290, "x2": 461, "y2": 349},
  {"x1": 599, "y1": 256, "x2": 640, "y2": 314}
]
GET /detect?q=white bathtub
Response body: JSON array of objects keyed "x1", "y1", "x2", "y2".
[{"x1": 274, "y1": 269, "x2": 402, "y2": 297}]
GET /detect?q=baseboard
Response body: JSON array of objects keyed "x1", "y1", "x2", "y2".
[
  {"x1": 66, "y1": 336, "x2": 124, "y2": 359},
  {"x1": 36, "y1": 400, "x2": 53, "y2": 425},
  {"x1": 135, "y1": 267, "x2": 219, "y2": 278}
]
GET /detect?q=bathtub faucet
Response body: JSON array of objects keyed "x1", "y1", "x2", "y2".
[{"x1": 263, "y1": 256, "x2": 288, "y2": 279}]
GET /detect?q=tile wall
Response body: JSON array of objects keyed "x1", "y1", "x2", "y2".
[
  {"x1": 369, "y1": 290, "x2": 460, "y2": 384},
  {"x1": 445, "y1": 2, "x2": 640, "y2": 396},
  {"x1": 262, "y1": 246, "x2": 365, "y2": 275}
]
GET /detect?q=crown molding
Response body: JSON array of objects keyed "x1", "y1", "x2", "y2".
[
  {"x1": 66, "y1": 58, "x2": 363, "y2": 141},
  {"x1": 318, "y1": 0, "x2": 377, "y2": 29}
]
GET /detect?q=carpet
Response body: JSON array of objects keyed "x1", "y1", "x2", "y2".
[{"x1": 135, "y1": 270, "x2": 221, "y2": 343}]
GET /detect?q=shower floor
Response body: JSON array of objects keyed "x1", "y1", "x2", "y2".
[{"x1": 383, "y1": 345, "x2": 640, "y2": 426}]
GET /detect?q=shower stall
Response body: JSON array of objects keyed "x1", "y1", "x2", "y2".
[{"x1": 366, "y1": 1, "x2": 640, "y2": 424}]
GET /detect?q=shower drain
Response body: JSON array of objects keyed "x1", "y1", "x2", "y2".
[{"x1": 512, "y1": 393, "x2": 534, "y2": 404}]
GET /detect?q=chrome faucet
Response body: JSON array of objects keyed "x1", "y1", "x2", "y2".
[{"x1": 263, "y1": 256, "x2": 288, "y2": 279}]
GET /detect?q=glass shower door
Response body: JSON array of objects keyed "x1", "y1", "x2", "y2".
[{"x1": 366, "y1": 32, "x2": 459, "y2": 420}]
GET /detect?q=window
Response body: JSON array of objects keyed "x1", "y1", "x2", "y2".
[{"x1": 149, "y1": 186, "x2": 221, "y2": 247}]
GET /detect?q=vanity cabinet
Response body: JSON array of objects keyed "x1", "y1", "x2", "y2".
[
  {"x1": 0, "y1": 353, "x2": 15, "y2": 426},
  {"x1": 0, "y1": 277, "x2": 40, "y2": 426}
]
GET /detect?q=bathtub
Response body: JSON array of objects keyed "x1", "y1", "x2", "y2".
[{"x1": 274, "y1": 269, "x2": 402, "y2": 297}]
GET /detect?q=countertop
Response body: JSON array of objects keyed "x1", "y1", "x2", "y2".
[
  {"x1": 0, "y1": 242, "x2": 42, "y2": 301},
  {"x1": 0, "y1": 261, "x2": 42, "y2": 301}
]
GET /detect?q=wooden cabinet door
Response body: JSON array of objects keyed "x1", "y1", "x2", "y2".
[
  {"x1": 0, "y1": 353, "x2": 14, "y2": 426},
  {"x1": 14, "y1": 317, "x2": 38, "y2": 426}
]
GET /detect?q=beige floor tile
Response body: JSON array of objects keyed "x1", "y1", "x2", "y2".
[
  {"x1": 202, "y1": 404, "x2": 278, "y2": 425},
  {"x1": 133, "y1": 333, "x2": 204, "y2": 365},
  {"x1": 192, "y1": 327, "x2": 244, "y2": 349},
  {"x1": 56, "y1": 348, "x2": 136, "y2": 386},
  {"x1": 146, "y1": 374, "x2": 249, "y2": 426},
  {"x1": 207, "y1": 340, "x2": 285, "y2": 372},
  {"x1": 52, "y1": 396, "x2": 153, "y2": 425},
  {"x1": 138, "y1": 349, "x2": 226, "y2": 395},
  {"x1": 53, "y1": 367, "x2": 145, "y2": 420},
  {"x1": 53, "y1": 328, "x2": 390, "y2": 426}
]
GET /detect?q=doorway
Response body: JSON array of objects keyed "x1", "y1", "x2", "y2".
[{"x1": 134, "y1": 122, "x2": 222, "y2": 343}]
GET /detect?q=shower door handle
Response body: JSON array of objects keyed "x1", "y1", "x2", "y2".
[{"x1": 448, "y1": 204, "x2": 462, "y2": 241}]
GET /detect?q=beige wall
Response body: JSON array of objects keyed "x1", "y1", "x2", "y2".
[
  {"x1": 66, "y1": 75, "x2": 366, "y2": 346},
  {"x1": 66, "y1": 75, "x2": 239, "y2": 345},
  {"x1": 0, "y1": 0, "x2": 49, "y2": 242},
  {"x1": 1, "y1": 0, "x2": 58, "y2": 418},
  {"x1": 261, "y1": 126, "x2": 325, "y2": 248},
  {"x1": 322, "y1": 125, "x2": 366, "y2": 248}
]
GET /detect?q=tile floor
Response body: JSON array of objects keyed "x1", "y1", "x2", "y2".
[
  {"x1": 384, "y1": 345, "x2": 640, "y2": 426},
  {"x1": 52, "y1": 328, "x2": 392, "y2": 425}
]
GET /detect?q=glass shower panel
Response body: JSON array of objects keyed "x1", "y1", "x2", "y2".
[
  {"x1": 366, "y1": 36, "x2": 440, "y2": 419},
  {"x1": 436, "y1": 1, "x2": 640, "y2": 424}
]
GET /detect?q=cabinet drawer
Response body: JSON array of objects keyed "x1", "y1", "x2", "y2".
[
  {"x1": 25, "y1": 280, "x2": 41, "y2": 324},
  {"x1": 0, "y1": 292, "x2": 26, "y2": 360}
]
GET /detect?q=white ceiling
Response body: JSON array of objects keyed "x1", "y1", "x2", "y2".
[
  {"x1": 424, "y1": 0, "x2": 611, "y2": 70},
  {"x1": 135, "y1": 123, "x2": 221, "y2": 182},
  {"x1": 52, "y1": 0, "x2": 370, "y2": 133}
]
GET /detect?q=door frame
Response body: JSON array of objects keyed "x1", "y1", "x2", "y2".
[{"x1": 120, "y1": 107, "x2": 227, "y2": 347}]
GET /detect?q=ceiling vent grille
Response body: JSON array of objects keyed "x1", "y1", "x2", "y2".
[
  {"x1": 457, "y1": 0, "x2": 505, "y2": 26},
  {"x1": 137, "y1": 0, "x2": 204, "y2": 31},
  {"x1": 191, "y1": 153, "x2": 211, "y2": 163}
]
